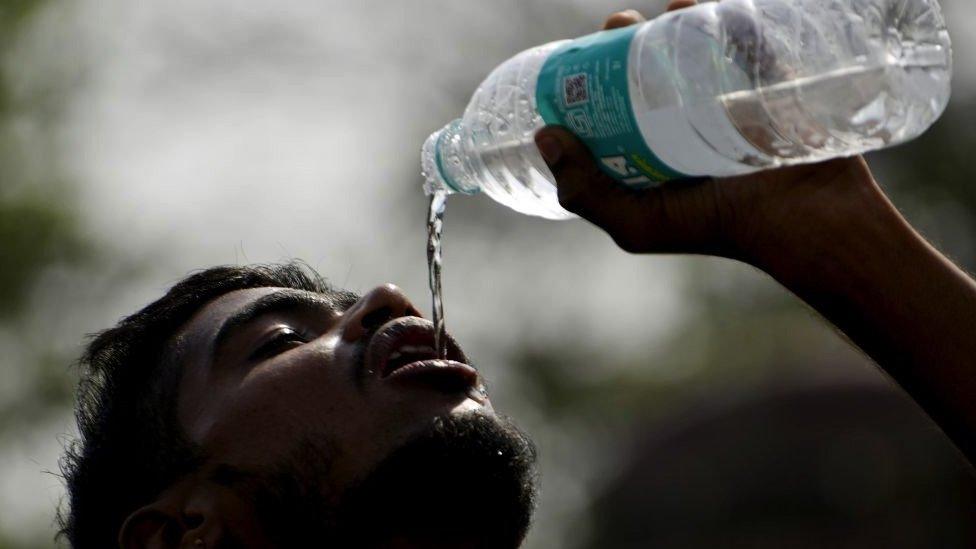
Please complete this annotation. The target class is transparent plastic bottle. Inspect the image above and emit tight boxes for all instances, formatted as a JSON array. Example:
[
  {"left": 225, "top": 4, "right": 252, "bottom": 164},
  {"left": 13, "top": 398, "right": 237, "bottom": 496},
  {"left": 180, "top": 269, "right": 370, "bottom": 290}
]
[{"left": 421, "top": 0, "right": 952, "bottom": 220}]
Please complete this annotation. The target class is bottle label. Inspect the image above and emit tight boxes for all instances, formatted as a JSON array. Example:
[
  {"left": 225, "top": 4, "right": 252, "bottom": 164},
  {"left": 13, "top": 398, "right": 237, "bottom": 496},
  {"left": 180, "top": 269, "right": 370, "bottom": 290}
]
[{"left": 536, "top": 25, "right": 688, "bottom": 187}]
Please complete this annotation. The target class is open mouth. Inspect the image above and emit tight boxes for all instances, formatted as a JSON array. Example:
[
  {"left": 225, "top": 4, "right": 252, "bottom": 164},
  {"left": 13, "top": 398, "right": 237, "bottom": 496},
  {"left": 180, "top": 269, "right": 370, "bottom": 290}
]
[
  {"left": 365, "top": 317, "right": 483, "bottom": 399},
  {"left": 383, "top": 344, "right": 442, "bottom": 377}
]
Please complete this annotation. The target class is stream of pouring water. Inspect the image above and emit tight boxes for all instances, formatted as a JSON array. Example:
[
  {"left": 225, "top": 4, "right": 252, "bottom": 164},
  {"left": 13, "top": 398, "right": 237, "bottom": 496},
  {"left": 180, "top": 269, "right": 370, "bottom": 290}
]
[{"left": 427, "top": 190, "right": 448, "bottom": 359}]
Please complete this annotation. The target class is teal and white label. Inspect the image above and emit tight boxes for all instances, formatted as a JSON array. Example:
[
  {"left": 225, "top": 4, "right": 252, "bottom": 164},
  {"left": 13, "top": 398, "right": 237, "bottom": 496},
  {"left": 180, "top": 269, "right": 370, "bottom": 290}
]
[{"left": 536, "top": 25, "right": 688, "bottom": 187}]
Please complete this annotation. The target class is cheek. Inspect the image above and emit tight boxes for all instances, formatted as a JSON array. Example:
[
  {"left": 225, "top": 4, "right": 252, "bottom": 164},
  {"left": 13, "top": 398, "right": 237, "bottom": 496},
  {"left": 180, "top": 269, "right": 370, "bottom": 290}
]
[{"left": 201, "top": 343, "right": 369, "bottom": 464}]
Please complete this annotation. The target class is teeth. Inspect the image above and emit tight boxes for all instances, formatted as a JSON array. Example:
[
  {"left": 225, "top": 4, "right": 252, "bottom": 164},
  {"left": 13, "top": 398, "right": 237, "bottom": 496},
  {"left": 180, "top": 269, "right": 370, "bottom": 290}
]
[
  {"left": 384, "top": 344, "right": 439, "bottom": 377},
  {"left": 398, "top": 345, "right": 435, "bottom": 355}
]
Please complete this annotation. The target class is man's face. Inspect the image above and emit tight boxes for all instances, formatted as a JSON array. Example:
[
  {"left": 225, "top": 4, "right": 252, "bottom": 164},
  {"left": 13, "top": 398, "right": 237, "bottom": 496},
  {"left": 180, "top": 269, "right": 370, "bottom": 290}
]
[{"left": 169, "top": 284, "right": 536, "bottom": 547}]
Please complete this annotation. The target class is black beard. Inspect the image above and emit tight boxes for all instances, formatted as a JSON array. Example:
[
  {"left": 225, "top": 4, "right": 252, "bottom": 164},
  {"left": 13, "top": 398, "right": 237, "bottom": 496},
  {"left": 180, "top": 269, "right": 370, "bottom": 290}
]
[{"left": 254, "top": 411, "right": 538, "bottom": 548}]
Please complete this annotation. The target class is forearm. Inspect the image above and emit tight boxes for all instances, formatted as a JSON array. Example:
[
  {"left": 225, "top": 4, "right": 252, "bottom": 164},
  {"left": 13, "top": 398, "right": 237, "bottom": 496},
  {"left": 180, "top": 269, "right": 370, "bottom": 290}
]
[{"left": 752, "top": 177, "right": 976, "bottom": 462}]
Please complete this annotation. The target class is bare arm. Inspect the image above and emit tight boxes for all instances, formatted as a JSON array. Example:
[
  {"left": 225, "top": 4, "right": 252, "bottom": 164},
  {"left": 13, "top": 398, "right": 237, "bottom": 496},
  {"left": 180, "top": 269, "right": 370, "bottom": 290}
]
[
  {"left": 538, "top": 3, "right": 976, "bottom": 464},
  {"left": 746, "top": 159, "right": 976, "bottom": 460}
]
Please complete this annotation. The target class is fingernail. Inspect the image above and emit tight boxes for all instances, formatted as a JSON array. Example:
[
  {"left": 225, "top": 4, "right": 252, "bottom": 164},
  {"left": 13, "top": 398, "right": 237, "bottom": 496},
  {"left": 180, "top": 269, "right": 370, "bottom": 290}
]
[
  {"left": 535, "top": 134, "right": 563, "bottom": 166},
  {"left": 625, "top": 9, "right": 644, "bottom": 20}
]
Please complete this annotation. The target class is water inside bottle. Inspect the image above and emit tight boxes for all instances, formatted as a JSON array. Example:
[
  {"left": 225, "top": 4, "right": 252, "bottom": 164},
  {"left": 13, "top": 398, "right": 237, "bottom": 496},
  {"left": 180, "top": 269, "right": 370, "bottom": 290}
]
[
  {"left": 718, "top": 64, "right": 888, "bottom": 161},
  {"left": 427, "top": 190, "right": 448, "bottom": 359},
  {"left": 717, "top": 49, "right": 948, "bottom": 164}
]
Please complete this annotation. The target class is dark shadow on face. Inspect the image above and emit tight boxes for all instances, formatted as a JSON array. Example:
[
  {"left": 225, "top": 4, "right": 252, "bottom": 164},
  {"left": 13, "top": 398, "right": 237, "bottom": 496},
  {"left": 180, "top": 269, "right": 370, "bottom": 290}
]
[
  {"left": 247, "top": 411, "right": 537, "bottom": 548},
  {"left": 169, "top": 284, "right": 538, "bottom": 547}
]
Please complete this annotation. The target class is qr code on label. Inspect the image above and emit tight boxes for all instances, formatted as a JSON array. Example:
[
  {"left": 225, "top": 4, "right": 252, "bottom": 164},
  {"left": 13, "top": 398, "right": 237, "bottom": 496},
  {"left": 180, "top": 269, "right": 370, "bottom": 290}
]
[{"left": 563, "top": 73, "right": 589, "bottom": 106}]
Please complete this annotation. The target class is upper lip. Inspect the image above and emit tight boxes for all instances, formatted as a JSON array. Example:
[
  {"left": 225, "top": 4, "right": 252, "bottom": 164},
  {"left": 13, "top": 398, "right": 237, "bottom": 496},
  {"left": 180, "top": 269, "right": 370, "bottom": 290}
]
[{"left": 364, "top": 316, "right": 472, "bottom": 380}]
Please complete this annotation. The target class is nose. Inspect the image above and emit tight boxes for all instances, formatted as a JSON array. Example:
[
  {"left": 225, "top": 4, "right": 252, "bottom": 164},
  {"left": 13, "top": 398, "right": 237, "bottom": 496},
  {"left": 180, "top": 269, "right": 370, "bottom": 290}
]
[{"left": 339, "top": 284, "right": 423, "bottom": 342}]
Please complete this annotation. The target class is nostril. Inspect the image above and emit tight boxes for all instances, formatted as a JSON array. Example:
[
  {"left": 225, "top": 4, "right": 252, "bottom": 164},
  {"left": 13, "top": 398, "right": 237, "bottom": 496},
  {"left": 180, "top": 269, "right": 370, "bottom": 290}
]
[
  {"left": 182, "top": 512, "right": 203, "bottom": 529},
  {"left": 361, "top": 306, "right": 394, "bottom": 331}
]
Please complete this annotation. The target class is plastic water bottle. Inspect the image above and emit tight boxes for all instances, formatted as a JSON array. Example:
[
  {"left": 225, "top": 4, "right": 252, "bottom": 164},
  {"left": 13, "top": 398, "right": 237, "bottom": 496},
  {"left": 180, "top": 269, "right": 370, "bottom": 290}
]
[{"left": 421, "top": 0, "right": 952, "bottom": 220}]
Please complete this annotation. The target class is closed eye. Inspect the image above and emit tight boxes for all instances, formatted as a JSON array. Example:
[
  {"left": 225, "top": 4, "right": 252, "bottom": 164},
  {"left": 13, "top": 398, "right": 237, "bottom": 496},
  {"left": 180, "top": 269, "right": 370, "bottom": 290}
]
[{"left": 250, "top": 327, "right": 311, "bottom": 361}]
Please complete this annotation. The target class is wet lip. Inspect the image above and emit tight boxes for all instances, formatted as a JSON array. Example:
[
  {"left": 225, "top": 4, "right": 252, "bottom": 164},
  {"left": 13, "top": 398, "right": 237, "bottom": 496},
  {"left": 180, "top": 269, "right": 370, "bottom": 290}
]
[{"left": 364, "top": 317, "right": 482, "bottom": 396}]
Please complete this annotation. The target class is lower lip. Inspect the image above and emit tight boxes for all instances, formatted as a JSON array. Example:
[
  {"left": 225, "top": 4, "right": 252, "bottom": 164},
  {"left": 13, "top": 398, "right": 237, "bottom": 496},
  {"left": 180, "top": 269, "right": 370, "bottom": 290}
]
[{"left": 385, "top": 359, "right": 486, "bottom": 403}]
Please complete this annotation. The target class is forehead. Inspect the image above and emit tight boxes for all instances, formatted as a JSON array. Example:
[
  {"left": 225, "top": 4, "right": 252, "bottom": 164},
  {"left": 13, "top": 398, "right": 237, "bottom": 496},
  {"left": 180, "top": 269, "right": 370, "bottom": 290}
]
[{"left": 179, "top": 287, "right": 285, "bottom": 344}]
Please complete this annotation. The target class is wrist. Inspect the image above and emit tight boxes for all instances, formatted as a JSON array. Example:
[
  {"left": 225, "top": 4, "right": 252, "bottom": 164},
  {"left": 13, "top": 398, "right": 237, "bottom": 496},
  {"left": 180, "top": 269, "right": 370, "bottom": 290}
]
[{"left": 728, "top": 158, "right": 905, "bottom": 280}]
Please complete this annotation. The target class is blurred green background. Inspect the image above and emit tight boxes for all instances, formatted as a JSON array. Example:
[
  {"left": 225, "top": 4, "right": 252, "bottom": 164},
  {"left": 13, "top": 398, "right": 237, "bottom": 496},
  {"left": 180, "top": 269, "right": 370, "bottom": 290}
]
[{"left": 1, "top": 0, "right": 974, "bottom": 547}]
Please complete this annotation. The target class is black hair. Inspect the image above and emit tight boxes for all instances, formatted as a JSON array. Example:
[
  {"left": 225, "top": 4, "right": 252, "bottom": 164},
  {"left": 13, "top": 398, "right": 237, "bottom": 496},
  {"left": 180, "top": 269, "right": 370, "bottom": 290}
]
[{"left": 58, "top": 262, "right": 355, "bottom": 548}]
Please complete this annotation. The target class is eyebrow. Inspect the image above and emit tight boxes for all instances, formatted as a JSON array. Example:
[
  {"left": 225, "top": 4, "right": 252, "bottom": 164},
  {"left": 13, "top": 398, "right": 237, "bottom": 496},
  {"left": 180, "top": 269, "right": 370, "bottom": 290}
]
[{"left": 210, "top": 289, "right": 340, "bottom": 362}]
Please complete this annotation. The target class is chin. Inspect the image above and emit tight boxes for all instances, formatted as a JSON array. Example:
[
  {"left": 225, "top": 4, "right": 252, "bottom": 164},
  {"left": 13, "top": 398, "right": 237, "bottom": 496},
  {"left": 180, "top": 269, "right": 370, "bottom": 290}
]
[
  {"left": 332, "top": 412, "right": 538, "bottom": 549},
  {"left": 254, "top": 412, "right": 537, "bottom": 549}
]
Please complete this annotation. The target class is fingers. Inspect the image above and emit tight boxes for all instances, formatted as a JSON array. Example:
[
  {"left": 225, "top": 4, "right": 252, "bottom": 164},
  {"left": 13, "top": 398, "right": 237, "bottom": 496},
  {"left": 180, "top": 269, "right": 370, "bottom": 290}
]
[
  {"left": 666, "top": 0, "right": 698, "bottom": 11},
  {"left": 535, "top": 126, "right": 614, "bottom": 217},
  {"left": 602, "top": 9, "right": 645, "bottom": 30},
  {"left": 535, "top": 126, "right": 654, "bottom": 251},
  {"left": 602, "top": 1, "right": 695, "bottom": 31}
]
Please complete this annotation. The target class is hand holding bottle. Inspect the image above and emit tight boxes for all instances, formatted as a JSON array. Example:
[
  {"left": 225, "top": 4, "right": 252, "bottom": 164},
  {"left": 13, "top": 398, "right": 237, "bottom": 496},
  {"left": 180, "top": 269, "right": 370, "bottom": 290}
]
[
  {"left": 541, "top": 2, "right": 976, "bottom": 469},
  {"left": 535, "top": 2, "right": 879, "bottom": 269}
]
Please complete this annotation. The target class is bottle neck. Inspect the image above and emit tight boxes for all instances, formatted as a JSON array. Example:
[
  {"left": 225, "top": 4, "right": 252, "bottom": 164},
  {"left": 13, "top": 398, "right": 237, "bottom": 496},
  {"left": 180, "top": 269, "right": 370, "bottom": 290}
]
[{"left": 426, "top": 119, "right": 480, "bottom": 195}]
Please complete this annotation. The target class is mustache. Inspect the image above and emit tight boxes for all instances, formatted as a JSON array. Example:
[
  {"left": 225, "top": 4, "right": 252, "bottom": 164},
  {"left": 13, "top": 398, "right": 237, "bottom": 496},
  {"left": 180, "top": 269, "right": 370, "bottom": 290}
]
[
  {"left": 351, "top": 323, "right": 380, "bottom": 389},
  {"left": 350, "top": 317, "right": 469, "bottom": 389}
]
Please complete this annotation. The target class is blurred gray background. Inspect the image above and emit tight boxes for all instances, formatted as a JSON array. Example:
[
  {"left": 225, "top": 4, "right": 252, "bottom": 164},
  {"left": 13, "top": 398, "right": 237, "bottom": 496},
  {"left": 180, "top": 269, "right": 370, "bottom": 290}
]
[{"left": 1, "top": 0, "right": 975, "bottom": 547}]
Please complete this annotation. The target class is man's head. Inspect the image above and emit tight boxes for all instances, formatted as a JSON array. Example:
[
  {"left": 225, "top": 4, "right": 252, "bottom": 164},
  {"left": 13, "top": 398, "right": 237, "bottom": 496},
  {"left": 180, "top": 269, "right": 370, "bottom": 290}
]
[{"left": 60, "top": 263, "right": 537, "bottom": 548}]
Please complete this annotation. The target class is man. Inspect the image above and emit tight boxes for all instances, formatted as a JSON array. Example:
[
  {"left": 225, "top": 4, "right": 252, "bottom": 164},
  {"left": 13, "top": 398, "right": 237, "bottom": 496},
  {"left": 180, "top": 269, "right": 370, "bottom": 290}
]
[
  {"left": 60, "top": 2, "right": 976, "bottom": 547},
  {"left": 61, "top": 264, "right": 537, "bottom": 548}
]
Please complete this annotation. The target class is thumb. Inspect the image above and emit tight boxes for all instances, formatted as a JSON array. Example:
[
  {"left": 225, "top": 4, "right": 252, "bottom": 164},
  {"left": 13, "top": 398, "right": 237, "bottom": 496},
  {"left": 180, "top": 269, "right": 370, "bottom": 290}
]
[{"left": 535, "top": 126, "right": 649, "bottom": 237}]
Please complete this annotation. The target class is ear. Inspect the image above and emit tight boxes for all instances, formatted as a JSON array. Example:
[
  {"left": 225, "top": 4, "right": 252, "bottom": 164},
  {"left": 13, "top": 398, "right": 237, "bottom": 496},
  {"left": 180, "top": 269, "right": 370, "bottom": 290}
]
[
  {"left": 119, "top": 505, "right": 182, "bottom": 549},
  {"left": 118, "top": 481, "right": 209, "bottom": 549},
  {"left": 119, "top": 479, "right": 249, "bottom": 549}
]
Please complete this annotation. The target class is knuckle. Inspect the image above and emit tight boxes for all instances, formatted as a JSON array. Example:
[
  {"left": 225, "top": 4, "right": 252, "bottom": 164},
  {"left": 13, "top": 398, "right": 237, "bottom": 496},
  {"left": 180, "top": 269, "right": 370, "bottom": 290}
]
[
  {"left": 553, "top": 175, "right": 591, "bottom": 213},
  {"left": 610, "top": 231, "right": 647, "bottom": 254},
  {"left": 557, "top": 191, "right": 587, "bottom": 216}
]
